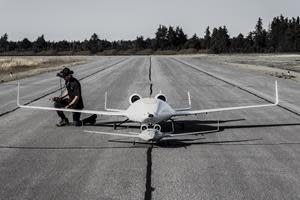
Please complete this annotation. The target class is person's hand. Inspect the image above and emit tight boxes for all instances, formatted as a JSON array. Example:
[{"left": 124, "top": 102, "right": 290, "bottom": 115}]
[
  {"left": 65, "top": 104, "right": 71, "bottom": 109},
  {"left": 51, "top": 97, "right": 61, "bottom": 102}
]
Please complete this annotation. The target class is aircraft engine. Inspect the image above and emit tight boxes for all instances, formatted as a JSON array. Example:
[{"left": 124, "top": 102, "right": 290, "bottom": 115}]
[
  {"left": 141, "top": 124, "right": 148, "bottom": 131},
  {"left": 129, "top": 93, "right": 141, "bottom": 104},
  {"left": 155, "top": 93, "right": 167, "bottom": 102},
  {"left": 154, "top": 124, "right": 161, "bottom": 131}
]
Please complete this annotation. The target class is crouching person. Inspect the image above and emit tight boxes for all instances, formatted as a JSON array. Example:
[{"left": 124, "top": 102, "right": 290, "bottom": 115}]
[{"left": 52, "top": 67, "right": 96, "bottom": 127}]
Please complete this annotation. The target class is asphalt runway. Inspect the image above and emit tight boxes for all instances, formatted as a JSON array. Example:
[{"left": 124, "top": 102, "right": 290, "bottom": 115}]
[{"left": 1, "top": 56, "right": 300, "bottom": 200}]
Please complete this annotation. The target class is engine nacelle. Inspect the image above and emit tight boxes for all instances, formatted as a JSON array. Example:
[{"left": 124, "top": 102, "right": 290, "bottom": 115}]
[
  {"left": 154, "top": 124, "right": 161, "bottom": 131},
  {"left": 140, "top": 124, "right": 161, "bottom": 132},
  {"left": 155, "top": 93, "right": 167, "bottom": 102},
  {"left": 141, "top": 124, "right": 148, "bottom": 131},
  {"left": 129, "top": 93, "right": 141, "bottom": 104}
]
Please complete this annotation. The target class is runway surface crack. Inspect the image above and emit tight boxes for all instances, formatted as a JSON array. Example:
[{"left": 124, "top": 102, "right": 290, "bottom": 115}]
[
  {"left": 144, "top": 146, "right": 154, "bottom": 200},
  {"left": 149, "top": 56, "right": 153, "bottom": 96},
  {"left": 144, "top": 56, "right": 154, "bottom": 200},
  {"left": 149, "top": 56, "right": 152, "bottom": 82}
]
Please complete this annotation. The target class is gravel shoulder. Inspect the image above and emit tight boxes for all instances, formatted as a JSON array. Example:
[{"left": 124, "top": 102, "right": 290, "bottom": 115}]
[
  {"left": 0, "top": 56, "right": 96, "bottom": 83},
  {"left": 190, "top": 54, "right": 300, "bottom": 82}
]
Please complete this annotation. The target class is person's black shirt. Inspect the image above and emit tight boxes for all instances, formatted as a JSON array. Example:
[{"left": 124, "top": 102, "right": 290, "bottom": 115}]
[{"left": 65, "top": 77, "right": 84, "bottom": 109}]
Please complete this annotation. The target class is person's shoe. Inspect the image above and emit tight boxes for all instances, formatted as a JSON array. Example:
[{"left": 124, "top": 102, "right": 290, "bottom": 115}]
[
  {"left": 56, "top": 118, "right": 69, "bottom": 127},
  {"left": 89, "top": 114, "right": 97, "bottom": 125},
  {"left": 74, "top": 121, "right": 82, "bottom": 127}
]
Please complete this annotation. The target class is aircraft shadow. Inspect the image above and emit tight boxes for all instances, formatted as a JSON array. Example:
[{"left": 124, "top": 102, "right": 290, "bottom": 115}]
[
  {"left": 108, "top": 137, "right": 300, "bottom": 148},
  {"left": 0, "top": 145, "right": 149, "bottom": 150},
  {"left": 163, "top": 120, "right": 300, "bottom": 135},
  {"left": 90, "top": 119, "right": 300, "bottom": 136},
  {"left": 3, "top": 120, "right": 299, "bottom": 150},
  {"left": 92, "top": 120, "right": 140, "bottom": 129},
  {"left": 83, "top": 119, "right": 300, "bottom": 148},
  {"left": 108, "top": 138, "right": 263, "bottom": 148},
  {"left": 90, "top": 118, "right": 246, "bottom": 131}
]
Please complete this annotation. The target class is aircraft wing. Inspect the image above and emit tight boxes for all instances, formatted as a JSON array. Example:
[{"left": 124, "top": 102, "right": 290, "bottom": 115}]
[
  {"left": 17, "top": 83, "right": 127, "bottom": 117},
  {"left": 84, "top": 130, "right": 141, "bottom": 138},
  {"left": 173, "top": 81, "right": 279, "bottom": 117}
]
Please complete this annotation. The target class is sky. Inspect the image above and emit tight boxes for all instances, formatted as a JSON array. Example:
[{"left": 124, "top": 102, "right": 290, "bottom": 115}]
[{"left": 0, "top": 0, "right": 299, "bottom": 41}]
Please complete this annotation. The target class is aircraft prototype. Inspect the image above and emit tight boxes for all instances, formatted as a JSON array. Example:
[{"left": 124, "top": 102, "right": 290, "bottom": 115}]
[{"left": 17, "top": 81, "right": 279, "bottom": 141}]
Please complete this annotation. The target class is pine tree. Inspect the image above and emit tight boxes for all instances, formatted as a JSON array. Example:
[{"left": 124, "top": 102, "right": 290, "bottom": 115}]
[
  {"left": 175, "top": 26, "right": 187, "bottom": 49},
  {"left": 33, "top": 35, "right": 47, "bottom": 52},
  {"left": 167, "top": 26, "right": 176, "bottom": 49},
  {"left": 0, "top": 33, "right": 9, "bottom": 52},
  {"left": 88, "top": 33, "right": 100, "bottom": 54},
  {"left": 135, "top": 36, "right": 146, "bottom": 49},
  {"left": 155, "top": 25, "right": 168, "bottom": 50},
  {"left": 230, "top": 34, "right": 245, "bottom": 52},
  {"left": 184, "top": 34, "right": 201, "bottom": 49},
  {"left": 254, "top": 17, "right": 267, "bottom": 52},
  {"left": 204, "top": 26, "right": 211, "bottom": 49},
  {"left": 296, "top": 17, "right": 300, "bottom": 51},
  {"left": 20, "top": 38, "right": 32, "bottom": 51},
  {"left": 210, "top": 26, "right": 230, "bottom": 53}
]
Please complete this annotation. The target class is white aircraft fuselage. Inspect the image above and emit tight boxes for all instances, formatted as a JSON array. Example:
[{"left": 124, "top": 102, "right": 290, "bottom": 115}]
[{"left": 126, "top": 98, "right": 174, "bottom": 124}]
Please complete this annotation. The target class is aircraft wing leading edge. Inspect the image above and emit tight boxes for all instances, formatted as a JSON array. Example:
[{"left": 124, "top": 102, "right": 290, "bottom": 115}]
[
  {"left": 17, "top": 82, "right": 127, "bottom": 117},
  {"left": 84, "top": 130, "right": 141, "bottom": 138}
]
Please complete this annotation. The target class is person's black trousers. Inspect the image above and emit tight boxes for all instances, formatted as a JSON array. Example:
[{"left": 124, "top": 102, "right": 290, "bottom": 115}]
[{"left": 54, "top": 99, "right": 81, "bottom": 122}]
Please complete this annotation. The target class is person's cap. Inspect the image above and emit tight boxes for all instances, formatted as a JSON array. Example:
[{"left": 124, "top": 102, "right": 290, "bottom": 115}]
[{"left": 56, "top": 67, "right": 73, "bottom": 78}]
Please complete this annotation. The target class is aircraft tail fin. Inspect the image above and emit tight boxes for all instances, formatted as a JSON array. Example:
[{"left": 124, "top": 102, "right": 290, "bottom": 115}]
[{"left": 174, "top": 91, "right": 191, "bottom": 111}]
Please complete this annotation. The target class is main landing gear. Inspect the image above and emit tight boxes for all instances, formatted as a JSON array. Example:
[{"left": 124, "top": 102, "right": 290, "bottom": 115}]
[{"left": 113, "top": 118, "right": 130, "bottom": 130}]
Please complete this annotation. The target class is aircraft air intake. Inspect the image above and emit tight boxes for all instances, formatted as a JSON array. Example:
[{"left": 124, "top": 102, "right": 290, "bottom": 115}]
[
  {"left": 141, "top": 124, "right": 148, "bottom": 131},
  {"left": 129, "top": 93, "right": 141, "bottom": 104},
  {"left": 155, "top": 93, "right": 167, "bottom": 102}
]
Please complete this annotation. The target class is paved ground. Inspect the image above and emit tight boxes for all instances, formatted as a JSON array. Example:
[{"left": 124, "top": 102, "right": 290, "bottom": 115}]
[{"left": 1, "top": 56, "right": 300, "bottom": 200}]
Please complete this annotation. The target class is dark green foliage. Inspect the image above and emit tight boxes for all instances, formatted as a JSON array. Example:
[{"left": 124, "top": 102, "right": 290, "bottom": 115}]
[
  {"left": 203, "top": 26, "right": 211, "bottom": 49},
  {"left": 0, "top": 33, "right": 9, "bottom": 52},
  {"left": 230, "top": 34, "right": 245, "bottom": 53},
  {"left": 210, "top": 26, "right": 230, "bottom": 53},
  {"left": 19, "top": 38, "right": 32, "bottom": 51},
  {"left": 33, "top": 35, "right": 47, "bottom": 52},
  {"left": 135, "top": 36, "right": 147, "bottom": 49},
  {"left": 184, "top": 34, "right": 201, "bottom": 49},
  {"left": 155, "top": 25, "right": 168, "bottom": 50},
  {"left": 154, "top": 25, "right": 187, "bottom": 50},
  {"left": 253, "top": 18, "right": 267, "bottom": 52},
  {"left": 88, "top": 33, "right": 100, "bottom": 54},
  {"left": 175, "top": 26, "right": 188, "bottom": 49},
  {"left": 0, "top": 15, "right": 299, "bottom": 55},
  {"left": 167, "top": 26, "right": 177, "bottom": 49}
]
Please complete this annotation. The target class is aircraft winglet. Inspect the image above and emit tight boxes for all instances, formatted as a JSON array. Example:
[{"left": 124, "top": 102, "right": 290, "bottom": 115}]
[
  {"left": 275, "top": 80, "right": 279, "bottom": 105},
  {"left": 188, "top": 91, "right": 191, "bottom": 108}
]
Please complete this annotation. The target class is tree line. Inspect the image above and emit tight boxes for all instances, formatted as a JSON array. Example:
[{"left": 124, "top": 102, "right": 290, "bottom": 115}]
[{"left": 0, "top": 15, "right": 299, "bottom": 55}]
